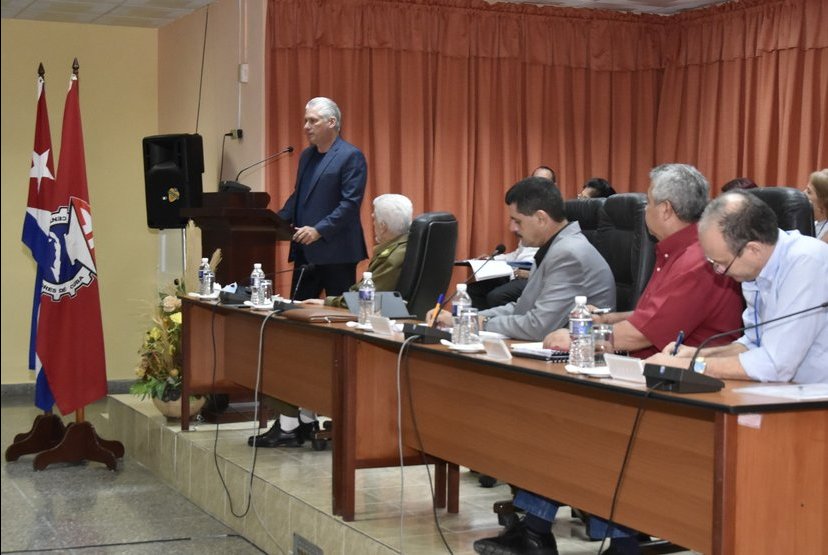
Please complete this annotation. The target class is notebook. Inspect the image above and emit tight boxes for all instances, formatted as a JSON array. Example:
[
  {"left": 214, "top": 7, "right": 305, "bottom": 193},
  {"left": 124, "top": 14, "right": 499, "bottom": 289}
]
[
  {"left": 604, "top": 353, "right": 647, "bottom": 384},
  {"left": 342, "top": 291, "right": 415, "bottom": 319}
]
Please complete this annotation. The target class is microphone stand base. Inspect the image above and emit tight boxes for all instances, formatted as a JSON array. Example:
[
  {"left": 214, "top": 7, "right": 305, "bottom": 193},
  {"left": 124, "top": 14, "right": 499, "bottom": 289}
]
[{"left": 402, "top": 323, "right": 451, "bottom": 344}]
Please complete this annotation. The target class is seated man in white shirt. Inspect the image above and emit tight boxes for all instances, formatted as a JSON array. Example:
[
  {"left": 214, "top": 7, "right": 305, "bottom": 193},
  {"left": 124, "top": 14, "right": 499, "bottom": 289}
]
[
  {"left": 648, "top": 190, "right": 828, "bottom": 382},
  {"left": 468, "top": 166, "right": 556, "bottom": 309}
]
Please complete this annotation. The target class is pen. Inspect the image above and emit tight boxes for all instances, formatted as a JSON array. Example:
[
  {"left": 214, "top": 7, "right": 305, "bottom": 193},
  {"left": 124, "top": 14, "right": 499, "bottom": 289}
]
[
  {"left": 671, "top": 330, "right": 685, "bottom": 355},
  {"left": 430, "top": 293, "right": 444, "bottom": 328}
]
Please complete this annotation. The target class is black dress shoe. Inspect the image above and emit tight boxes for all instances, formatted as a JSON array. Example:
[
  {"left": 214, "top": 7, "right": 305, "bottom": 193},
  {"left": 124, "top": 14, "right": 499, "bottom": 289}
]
[
  {"left": 473, "top": 519, "right": 558, "bottom": 555},
  {"left": 248, "top": 423, "right": 304, "bottom": 448}
]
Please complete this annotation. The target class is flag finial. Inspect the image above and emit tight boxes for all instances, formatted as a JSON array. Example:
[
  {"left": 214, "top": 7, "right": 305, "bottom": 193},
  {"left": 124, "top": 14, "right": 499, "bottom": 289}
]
[
  {"left": 38, "top": 63, "right": 45, "bottom": 77},
  {"left": 72, "top": 58, "right": 79, "bottom": 75}
]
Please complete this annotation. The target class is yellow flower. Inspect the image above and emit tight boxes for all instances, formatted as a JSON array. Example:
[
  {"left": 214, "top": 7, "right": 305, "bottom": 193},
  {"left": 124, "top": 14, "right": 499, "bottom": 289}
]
[
  {"left": 149, "top": 327, "right": 162, "bottom": 340},
  {"left": 169, "top": 312, "right": 182, "bottom": 325}
]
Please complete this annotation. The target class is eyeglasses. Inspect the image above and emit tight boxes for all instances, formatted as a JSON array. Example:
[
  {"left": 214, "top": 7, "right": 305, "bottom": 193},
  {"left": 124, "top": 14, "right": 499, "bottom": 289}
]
[{"left": 707, "top": 244, "right": 745, "bottom": 275}]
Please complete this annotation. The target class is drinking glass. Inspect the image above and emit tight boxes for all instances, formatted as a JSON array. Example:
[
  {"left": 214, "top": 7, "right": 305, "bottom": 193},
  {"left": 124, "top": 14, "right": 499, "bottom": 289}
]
[
  {"left": 593, "top": 324, "right": 614, "bottom": 365},
  {"left": 258, "top": 280, "right": 273, "bottom": 306},
  {"left": 457, "top": 307, "right": 480, "bottom": 345}
]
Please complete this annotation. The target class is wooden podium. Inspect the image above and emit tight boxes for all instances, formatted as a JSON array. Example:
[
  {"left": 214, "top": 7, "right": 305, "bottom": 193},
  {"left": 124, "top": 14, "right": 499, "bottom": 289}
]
[
  {"left": 182, "top": 191, "right": 293, "bottom": 286},
  {"left": 181, "top": 192, "right": 293, "bottom": 425}
]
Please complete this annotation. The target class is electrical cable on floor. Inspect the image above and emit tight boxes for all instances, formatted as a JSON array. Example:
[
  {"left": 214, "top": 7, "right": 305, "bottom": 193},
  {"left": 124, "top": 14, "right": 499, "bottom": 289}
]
[
  {"left": 395, "top": 336, "right": 455, "bottom": 554},
  {"left": 206, "top": 306, "right": 280, "bottom": 525},
  {"left": 596, "top": 383, "right": 663, "bottom": 554}
]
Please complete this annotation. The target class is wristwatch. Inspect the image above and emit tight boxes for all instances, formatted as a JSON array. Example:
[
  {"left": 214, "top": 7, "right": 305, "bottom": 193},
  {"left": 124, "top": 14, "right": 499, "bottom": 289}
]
[{"left": 693, "top": 357, "right": 707, "bottom": 374}]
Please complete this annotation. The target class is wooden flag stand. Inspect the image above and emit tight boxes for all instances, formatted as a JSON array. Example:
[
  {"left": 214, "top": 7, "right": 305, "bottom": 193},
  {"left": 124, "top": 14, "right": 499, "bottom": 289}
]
[{"left": 5, "top": 408, "right": 124, "bottom": 471}]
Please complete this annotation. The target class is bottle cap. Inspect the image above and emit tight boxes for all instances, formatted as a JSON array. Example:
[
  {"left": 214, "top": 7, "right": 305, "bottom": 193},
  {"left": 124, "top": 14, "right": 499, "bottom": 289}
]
[
  {"left": 457, "top": 283, "right": 467, "bottom": 292},
  {"left": 575, "top": 295, "right": 587, "bottom": 304},
  {"left": 254, "top": 263, "right": 262, "bottom": 269},
  {"left": 201, "top": 257, "right": 208, "bottom": 263},
  {"left": 363, "top": 272, "right": 373, "bottom": 279}
]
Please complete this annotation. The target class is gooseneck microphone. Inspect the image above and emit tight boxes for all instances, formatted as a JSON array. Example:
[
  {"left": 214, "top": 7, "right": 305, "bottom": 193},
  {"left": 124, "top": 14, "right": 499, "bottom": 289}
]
[
  {"left": 687, "top": 300, "right": 828, "bottom": 372},
  {"left": 290, "top": 263, "right": 316, "bottom": 303},
  {"left": 403, "top": 244, "right": 507, "bottom": 344},
  {"left": 437, "top": 243, "right": 507, "bottom": 309},
  {"left": 235, "top": 146, "right": 294, "bottom": 181},
  {"left": 645, "top": 300, "right": 828, "bottom": 393}
]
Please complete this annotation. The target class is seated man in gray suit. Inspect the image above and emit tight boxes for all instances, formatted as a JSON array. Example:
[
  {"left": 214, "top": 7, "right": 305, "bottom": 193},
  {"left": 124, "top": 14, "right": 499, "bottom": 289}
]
[{"left": 430, "top": 176, "right": 615, "bottom": 340}]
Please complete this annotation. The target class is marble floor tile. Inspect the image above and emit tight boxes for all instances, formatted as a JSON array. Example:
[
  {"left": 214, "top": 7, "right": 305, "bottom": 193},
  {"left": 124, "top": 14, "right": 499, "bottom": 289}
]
[{"left": 2, "top": 393, "right": 700, "bottom": 555}]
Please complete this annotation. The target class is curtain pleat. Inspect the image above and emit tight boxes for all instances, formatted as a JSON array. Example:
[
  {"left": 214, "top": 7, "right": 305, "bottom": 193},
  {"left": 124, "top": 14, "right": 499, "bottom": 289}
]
[{"left": 265, "top": 0, "right": 828, "bottom": 290}]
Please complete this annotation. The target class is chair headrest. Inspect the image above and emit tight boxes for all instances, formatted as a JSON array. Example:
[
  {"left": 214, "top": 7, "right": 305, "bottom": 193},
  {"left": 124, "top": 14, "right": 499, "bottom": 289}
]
[
  {"left": 564, "top": 198, "right": 606, "bottom": 231},
  {"left": 746, "top": 187, "right": 815, "bottom": 236}
]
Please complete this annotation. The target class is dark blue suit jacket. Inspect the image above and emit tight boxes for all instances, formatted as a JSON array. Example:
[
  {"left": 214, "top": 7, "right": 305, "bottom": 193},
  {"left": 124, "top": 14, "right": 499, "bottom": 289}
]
[{"left": 278, "top": 136, "right": 368, "bottom": 265}]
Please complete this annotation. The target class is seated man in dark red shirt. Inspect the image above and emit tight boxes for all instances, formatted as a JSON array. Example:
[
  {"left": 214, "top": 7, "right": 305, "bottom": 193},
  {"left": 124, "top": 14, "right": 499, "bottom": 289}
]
[
  {"left": 544, "top": 163, "right": 743, "bottom": 358},
  {"left": 474, "top": 164, "right": 744, "bottom": 555}
]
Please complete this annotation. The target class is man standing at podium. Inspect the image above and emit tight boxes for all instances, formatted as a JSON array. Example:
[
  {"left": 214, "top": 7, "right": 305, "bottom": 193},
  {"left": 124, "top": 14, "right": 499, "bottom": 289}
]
[{"left": 278, "top": 97, "right": 368, "bottom": 299}]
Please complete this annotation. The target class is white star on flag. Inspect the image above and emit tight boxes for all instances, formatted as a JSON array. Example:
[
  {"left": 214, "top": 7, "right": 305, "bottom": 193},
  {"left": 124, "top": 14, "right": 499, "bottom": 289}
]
[{"left": 30, "top": 149, "right": 54, "bottom": 190}]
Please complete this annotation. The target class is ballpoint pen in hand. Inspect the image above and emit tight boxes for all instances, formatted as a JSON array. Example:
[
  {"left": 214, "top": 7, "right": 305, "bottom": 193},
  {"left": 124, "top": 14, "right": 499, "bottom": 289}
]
[
  {"left": 671, "top": 330, "right": 685, "bottom": 355},
  {"left": 430, "top": 293, "right": 444, "bottom": 328}
]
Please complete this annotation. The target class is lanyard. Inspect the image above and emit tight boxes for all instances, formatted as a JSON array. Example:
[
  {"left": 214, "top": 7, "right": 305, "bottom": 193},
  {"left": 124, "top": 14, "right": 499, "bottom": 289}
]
[{"left": 753, "top": 289, "right": 762, "bottom": 347}]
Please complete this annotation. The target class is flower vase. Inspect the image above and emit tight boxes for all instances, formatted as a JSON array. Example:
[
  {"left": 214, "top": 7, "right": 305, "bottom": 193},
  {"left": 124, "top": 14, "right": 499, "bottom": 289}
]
[{"left": 152, "top": 396, "right": 206, "bottom": 420}]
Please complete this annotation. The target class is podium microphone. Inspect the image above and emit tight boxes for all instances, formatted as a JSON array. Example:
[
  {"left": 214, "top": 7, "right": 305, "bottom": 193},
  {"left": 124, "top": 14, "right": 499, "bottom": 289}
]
[
  {"left": 644, "top": 301, "right": 828, "bottom": 393},
  {"left": 219, "top": 146, "right": 294, "bottom": 191}
]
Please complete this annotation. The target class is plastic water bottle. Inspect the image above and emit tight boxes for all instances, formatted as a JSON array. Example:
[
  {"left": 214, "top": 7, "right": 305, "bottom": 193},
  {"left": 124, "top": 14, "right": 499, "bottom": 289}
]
[
  {"left": 198, "top": 258, "right": 209, "bottom": 288},
  {"left": 250, "top": 263, "right": 265, "bottom": 305},
  {"left": 358, "top": 271, "right": 376, "bottom": 325},
  {"left": 451, "top": 283, "right": 472, "bottom": 317},
  {"left": 198, "top": 258, "right": 213, "bottom": 295},
  {"left": 200, "top": 266, "right": 215, "bottom": 296},
  {"left": 569, "top": 295, "right": 595, "bottom": 368}
]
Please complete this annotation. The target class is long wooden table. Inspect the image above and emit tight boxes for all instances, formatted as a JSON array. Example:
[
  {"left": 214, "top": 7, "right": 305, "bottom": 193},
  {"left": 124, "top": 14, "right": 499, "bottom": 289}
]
[
  {"left": 180, "top": 298, "right": 454, "bottom": 521},
  {"left": 181, "top": 298, "right": 827, "bottom": 553}
]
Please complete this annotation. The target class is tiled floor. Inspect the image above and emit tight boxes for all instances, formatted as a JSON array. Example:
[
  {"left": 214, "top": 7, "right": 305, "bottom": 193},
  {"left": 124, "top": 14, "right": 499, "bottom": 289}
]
[{"left": 1, "top": 393, "right": 697, "bottom": 554}]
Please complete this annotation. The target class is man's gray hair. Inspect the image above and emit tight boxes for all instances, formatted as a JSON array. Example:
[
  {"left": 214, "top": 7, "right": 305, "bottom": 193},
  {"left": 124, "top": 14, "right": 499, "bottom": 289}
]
[
  {"left": 306, "top": 97, "right": 342, "bottom": 131},
  {"left": 373, "top": 194, "right": 413, "bottom": 236},
  {"left": 649, "top": 163, "right": 710, "bottom": 222}
]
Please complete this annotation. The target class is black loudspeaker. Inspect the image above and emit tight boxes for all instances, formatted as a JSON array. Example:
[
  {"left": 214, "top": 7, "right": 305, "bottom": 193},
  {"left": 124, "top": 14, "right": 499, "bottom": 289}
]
[{"left": 142, "top": 133, "right": 204, "bottom": 229}]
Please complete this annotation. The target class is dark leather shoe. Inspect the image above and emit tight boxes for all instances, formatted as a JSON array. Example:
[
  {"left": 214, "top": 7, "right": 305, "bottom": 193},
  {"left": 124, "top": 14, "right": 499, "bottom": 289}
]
[
  {"left": 248, "top": 423, "right": 304, "bottom": 448},
  {"left": 473, "top": 519, "right": 558, "bottom": 555}
]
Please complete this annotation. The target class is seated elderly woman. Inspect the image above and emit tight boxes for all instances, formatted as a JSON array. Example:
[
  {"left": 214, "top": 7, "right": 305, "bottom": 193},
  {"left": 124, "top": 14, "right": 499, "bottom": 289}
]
[
  {"left": 804, "top": 169, "right": 828, "bottom": 242},
  {"left": 303, "top": 193, "right": 413, "bottom": 307}
]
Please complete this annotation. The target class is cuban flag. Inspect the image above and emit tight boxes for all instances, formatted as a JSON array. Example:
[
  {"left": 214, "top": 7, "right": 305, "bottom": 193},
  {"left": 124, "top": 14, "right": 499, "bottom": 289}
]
[
  {"left": 22, "top": 71, "right": 57, "bottom": 411},
  {"left": 22, "top": 67, "right": 107, "bottom": 415}
]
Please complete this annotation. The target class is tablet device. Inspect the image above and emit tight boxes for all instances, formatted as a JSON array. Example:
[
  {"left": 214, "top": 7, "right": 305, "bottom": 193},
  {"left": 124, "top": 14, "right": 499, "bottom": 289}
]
[
  {"left": 343, "top": 291, "right": 415, "bottom": 319},
  {"left": 510, "top": 342, "right": 569, "bottom": 362}
]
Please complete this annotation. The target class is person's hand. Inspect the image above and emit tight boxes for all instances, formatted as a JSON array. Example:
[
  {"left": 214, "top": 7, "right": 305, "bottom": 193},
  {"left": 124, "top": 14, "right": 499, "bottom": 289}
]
[
  {"left": 645, "top": 352, "right": 692, "bottom": 370},
  {"left": 661, "top": 342, "right": 695, "bottom": 357},
  {"left": 426, "top": 308, "right": 452, "bottom": 328},
  {"left": 543, "top": 329, "right": 571, "bottom": 350},
  {"left": 514, "top": 268, "right": 530, "bottom": 280},
  {"left": 301, "top": 298, "right": 324, "bottom": 306},
  {"left": 292, "top": 226, "right": 321, "bottom": 245}
]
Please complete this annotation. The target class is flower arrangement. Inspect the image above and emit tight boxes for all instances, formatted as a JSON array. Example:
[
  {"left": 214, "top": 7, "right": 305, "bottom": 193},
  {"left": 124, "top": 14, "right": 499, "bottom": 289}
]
[{"left": 130, "top": 288, "right": 185, "bottom": 402}]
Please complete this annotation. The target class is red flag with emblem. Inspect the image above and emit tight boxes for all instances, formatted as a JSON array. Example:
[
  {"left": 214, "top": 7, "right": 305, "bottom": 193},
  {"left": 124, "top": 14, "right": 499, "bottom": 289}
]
[{"left": 35, "top": 68, "right": 107, "bottom": 414}]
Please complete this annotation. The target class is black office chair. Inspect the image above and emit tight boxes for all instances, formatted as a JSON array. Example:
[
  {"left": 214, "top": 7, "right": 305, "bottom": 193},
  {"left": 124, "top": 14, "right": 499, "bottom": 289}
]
[
  {"left": 746, "top": 187, "right": 815, "bottom": 236},
  {"left": 564, "top": 198, "right": 607, "bottom": 247},
  {"left": 593, "top": 193, "right": 657, "bottom": 312},
  {"left": 396, "top": 212, "right": 458, "bottom": 320}
]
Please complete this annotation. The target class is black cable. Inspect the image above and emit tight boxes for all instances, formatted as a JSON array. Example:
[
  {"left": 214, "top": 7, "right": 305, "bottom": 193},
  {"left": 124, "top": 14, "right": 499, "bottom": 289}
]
[
  {"left": 596, "top": 382, "right": 664, "bottom": 554},
  {"left": 397, "top": 337, "right": 455, "bottom": 554},
  {"left": 194, "top": 5, "right": 209, "bottom": 133},
  {"left": 218, "top": 133, "right": 228, "bottom": 183}
]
